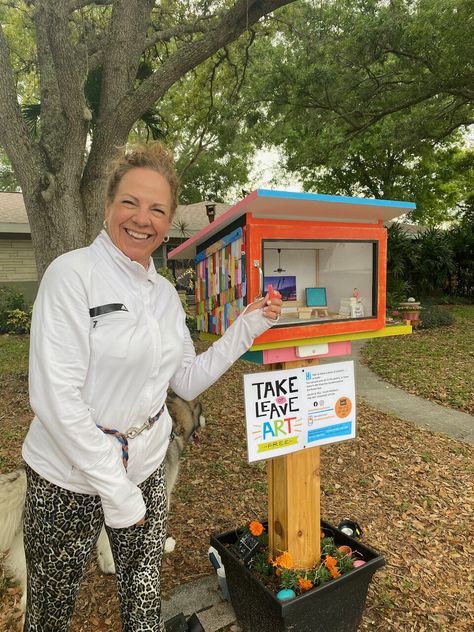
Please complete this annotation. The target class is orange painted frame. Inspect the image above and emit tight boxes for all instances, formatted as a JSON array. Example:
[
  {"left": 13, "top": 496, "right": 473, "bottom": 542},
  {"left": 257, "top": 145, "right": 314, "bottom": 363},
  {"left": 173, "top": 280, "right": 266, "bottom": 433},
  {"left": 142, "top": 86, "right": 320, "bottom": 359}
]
[{"left": 245, "top": 215, "right": 388, "bottom": 345}]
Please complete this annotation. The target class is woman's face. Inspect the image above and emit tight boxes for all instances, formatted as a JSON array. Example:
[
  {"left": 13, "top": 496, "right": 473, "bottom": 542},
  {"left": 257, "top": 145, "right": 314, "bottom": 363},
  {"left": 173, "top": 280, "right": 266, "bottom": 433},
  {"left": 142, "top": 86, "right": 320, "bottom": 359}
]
[{"left": 105, "top": 167, "right": 172, "bottom": 268}]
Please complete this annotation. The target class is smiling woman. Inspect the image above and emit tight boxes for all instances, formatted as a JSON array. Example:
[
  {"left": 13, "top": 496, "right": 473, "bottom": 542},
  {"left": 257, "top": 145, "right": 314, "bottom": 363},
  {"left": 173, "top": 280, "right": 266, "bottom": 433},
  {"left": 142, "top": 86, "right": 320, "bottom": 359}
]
[
  {"left": 105, "top": 168, "right": 173, "bottom": 268},
  {"left": 20, "top": 141, "right": 282, "bottom": 632}
]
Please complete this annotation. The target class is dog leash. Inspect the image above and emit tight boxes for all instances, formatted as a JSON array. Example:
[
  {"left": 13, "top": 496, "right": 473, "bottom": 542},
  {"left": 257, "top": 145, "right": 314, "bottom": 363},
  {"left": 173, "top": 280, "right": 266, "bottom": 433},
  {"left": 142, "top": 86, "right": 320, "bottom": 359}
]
[{"left": 96, "top": 404, "right": 165, "bottom": 469}]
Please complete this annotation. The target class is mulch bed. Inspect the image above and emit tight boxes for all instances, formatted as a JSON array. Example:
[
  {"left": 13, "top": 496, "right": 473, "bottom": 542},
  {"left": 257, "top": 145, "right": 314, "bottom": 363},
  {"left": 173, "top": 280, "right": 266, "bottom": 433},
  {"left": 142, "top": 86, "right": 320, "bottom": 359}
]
[{"left": 1, "top": 341, "right": 473, "bottom": 631}]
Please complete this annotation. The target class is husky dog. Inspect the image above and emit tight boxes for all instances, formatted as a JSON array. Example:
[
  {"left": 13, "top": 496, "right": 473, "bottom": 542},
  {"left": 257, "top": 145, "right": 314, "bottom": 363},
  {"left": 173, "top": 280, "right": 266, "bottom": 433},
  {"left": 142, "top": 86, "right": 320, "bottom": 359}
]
[{"left": 0, "top": 393, "right": 205, "bottom": 613}]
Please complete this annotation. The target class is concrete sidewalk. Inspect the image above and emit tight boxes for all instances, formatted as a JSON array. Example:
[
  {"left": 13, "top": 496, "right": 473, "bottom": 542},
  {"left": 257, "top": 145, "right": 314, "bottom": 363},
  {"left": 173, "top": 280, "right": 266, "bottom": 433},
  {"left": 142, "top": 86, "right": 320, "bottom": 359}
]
[
  {"left": 163, "top": 341, "right": 474, "bottom": 631},
  {"left": 162, "top": 574, "right": 237, "bottom": 632},
  {"left": 343, "top": 340, "right": 474, "bottom": 445}
]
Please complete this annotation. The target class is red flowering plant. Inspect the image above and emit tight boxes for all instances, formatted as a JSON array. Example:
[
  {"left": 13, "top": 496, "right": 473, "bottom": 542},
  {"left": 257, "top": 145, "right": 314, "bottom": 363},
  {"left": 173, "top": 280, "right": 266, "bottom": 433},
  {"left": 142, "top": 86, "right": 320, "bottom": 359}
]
[
  {"left": 244, "top": 522, "right": 355, "bottom": 596},
  {"left": 386, "top": 308, "right": 404, "bottom": 324}
]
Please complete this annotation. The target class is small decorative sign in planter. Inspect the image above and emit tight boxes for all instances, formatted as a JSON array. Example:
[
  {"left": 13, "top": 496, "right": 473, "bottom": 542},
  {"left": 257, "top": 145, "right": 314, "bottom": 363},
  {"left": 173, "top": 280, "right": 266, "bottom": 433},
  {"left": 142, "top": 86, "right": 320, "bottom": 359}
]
[{"left": 211, "top": 520, "right": 385, "bottom": 632}]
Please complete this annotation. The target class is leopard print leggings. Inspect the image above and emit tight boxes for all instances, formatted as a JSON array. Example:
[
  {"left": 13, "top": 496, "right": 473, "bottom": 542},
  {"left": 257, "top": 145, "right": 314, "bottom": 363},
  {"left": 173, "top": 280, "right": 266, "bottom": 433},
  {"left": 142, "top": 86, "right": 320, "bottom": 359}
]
[{"left": 23, "top": 463, "right": 168, "bottom": 632}]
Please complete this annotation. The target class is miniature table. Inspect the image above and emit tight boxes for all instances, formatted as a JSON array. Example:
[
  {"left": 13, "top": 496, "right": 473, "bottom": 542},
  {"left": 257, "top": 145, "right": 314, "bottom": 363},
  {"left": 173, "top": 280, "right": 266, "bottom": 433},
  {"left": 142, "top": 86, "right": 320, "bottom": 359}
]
[{"left": 297, "top": 306, "right": 329, "bottom": 320}]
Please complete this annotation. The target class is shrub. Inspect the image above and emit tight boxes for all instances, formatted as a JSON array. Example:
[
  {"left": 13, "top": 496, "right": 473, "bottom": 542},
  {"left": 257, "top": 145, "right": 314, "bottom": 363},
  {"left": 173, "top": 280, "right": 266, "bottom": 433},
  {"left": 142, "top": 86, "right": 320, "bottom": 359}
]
[
  {"left": 0, "top": 286, "right": 27, "bottom": 333},
  {"left": 386, "top": 280, "right": 412, "bottom": 310},
  {"left": 446, "top": 220, "right": 474, "bottom": 299},
  {"left": 420, "top": 306, "right": 455, "bottom": 329},
  {"left": 434, "top": 295, "right": 472, "bottom": 305},
  {"left": 156, "top": 266, "right": 175, "bottom": 285},
  {"left": 412, "top": 229, "right": 455, "bottom": 297},
  {"left": 6, "top": 307, "right": 32, "bottom": 334}
]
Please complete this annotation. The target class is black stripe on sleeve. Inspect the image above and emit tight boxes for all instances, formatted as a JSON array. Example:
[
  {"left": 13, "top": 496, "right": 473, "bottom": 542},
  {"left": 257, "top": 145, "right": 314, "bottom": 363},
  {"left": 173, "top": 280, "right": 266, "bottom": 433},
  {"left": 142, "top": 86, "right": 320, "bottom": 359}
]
[{"left": 89, "top": 303, "right": 128, "bottom": 317}]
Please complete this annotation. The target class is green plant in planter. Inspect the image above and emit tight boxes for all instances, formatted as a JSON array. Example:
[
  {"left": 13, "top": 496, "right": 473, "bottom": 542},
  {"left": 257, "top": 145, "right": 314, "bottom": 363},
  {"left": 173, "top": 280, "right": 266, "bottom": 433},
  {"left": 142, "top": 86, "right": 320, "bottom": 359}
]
[{"left": 246, "top": 522, "right": 358, "bottom": 596}]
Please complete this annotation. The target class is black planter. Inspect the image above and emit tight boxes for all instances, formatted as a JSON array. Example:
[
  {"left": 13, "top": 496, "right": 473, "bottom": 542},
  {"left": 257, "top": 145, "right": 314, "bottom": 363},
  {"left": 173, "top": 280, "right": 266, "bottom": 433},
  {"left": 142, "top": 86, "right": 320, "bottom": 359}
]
[{"left": 210, "top": 520, "right": 385, "bottom": 632}]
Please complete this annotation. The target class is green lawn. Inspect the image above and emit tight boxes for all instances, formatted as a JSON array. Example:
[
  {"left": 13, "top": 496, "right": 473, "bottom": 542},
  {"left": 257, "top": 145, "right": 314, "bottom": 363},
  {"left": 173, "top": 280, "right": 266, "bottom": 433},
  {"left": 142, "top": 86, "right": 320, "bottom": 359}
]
[
  {"left": 361, "top": 305, "right": 474, "bottom": 414},
  {"left": 0, "top": 334, "right": 29, "bottom": 375}
]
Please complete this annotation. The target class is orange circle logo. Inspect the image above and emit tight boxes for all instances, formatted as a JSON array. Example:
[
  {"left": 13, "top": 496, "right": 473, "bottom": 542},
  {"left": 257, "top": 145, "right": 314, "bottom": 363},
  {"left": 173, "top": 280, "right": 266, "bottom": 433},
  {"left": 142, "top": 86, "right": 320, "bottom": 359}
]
[{"left": 335, "top": 397, "right": 352, "bottom": 418}]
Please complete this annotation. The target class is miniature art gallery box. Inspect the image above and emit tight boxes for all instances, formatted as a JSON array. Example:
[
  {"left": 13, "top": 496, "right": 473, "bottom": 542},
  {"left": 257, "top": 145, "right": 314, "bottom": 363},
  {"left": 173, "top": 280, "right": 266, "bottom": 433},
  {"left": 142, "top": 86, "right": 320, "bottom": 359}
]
[{"left": 168, "top": 190, "right": 415, "bottom": 348}]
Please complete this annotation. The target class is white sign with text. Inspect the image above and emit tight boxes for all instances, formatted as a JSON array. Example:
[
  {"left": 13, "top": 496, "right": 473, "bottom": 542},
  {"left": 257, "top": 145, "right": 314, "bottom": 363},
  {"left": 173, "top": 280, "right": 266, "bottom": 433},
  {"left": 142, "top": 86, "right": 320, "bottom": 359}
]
[{"left": 244, "top": 361, "right": 356, "bottom": 462}]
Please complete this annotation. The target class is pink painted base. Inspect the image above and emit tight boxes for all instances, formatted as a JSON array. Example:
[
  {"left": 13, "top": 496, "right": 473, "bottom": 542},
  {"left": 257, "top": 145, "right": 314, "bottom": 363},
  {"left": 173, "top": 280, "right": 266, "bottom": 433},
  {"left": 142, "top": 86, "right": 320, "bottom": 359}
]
[{"left": 263, "top": 341, "right": 352, "bottom": 364}]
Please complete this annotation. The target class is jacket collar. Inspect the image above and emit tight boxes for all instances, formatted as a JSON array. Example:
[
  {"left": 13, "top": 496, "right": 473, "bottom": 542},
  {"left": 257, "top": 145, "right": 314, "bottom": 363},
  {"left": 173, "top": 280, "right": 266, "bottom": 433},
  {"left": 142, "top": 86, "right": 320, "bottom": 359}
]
[{"left": 92, "top": 230, "right": 160, "bottom": 285}]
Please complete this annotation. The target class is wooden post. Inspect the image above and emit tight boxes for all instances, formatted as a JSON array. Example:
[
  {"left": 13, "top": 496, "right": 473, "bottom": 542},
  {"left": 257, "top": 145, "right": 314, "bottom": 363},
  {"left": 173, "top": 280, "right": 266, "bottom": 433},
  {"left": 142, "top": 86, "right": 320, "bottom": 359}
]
[{"left": 268, "top": 359, "right": 321, "bottom": 568}]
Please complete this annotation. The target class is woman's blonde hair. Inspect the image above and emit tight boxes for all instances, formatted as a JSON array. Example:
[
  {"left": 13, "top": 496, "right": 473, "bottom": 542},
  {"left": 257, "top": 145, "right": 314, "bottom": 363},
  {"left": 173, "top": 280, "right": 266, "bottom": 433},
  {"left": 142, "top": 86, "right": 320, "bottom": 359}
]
[{"left": 105, "top": 142, "right": 180, "bottom": 215}]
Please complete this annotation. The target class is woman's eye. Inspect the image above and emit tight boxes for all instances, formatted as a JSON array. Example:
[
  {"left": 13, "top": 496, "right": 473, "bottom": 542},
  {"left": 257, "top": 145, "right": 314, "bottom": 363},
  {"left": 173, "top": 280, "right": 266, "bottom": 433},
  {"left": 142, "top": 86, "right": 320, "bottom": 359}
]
[
  {"left": 151, "top": 208, "right": 166, "bottom": 215},
  {"left": 122, "top": 199, "right": 136, "bottom": 206}
]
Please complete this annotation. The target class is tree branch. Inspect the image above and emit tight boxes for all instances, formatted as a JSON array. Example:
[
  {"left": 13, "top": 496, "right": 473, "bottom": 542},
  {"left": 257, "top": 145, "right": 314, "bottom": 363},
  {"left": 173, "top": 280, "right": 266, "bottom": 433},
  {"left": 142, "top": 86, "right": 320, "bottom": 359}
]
[
  {"left": 177, "top": 130, "right": 214, "bottom": 182},
  {"left": 96, "top": 0, "right": 154, "bottom": 121},
  {"left": 78, "top": 17, "right": 109, "bottom": 73},
  {"left": 120, "top": 0, "right": 295, "bottom": 129},
  {"left": 0, "top": 22, "right": 43, "bottom": 190},
  {"left": 144, "top": 18, "right": 212, "bottom": 49},
  {"left": 32, "top": 5, "right": 67, "bottom": 171},
  {"left": 39, "top": 1, "right": 88, "bottom": 123},
  {"left": 382, "top": 47, "right": 435, "bottom": 74}
]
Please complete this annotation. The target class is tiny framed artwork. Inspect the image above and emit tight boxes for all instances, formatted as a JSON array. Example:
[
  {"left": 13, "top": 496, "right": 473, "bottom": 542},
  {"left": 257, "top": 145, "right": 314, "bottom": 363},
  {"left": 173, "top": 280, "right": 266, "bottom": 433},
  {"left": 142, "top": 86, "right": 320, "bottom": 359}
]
[{"left": 264, "top": 275, "right": 297, "bottom": 302}]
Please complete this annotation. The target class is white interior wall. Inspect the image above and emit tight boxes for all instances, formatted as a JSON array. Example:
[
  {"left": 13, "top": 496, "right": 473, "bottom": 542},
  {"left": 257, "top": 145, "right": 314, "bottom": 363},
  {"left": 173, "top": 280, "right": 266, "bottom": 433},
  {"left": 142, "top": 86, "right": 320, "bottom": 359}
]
[
  {"left": 263, "top": 246, "right": 317, "bottom": 301},
  {"left": 319, "top": 243, "right": 373, "bottom": 313}
]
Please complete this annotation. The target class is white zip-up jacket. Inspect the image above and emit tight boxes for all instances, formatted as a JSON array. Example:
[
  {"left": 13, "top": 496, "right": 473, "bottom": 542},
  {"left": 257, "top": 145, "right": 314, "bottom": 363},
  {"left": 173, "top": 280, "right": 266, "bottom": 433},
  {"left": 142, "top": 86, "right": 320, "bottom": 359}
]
[{"left": 23, "top": 231, "right": 273, "bottom": 528}]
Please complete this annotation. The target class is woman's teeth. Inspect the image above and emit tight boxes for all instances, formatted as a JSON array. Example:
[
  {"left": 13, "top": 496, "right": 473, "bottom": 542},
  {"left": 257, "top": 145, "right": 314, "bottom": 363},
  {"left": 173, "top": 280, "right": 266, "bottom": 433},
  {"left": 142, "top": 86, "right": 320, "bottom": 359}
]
[{"left": 126, "top": 229, "right": 149, "bottom": 240}]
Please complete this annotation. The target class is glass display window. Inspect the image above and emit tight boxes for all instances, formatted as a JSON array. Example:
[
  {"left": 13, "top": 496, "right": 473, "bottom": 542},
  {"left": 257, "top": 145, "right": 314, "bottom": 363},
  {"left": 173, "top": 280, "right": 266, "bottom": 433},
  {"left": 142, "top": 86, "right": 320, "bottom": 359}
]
[{"left": 262, "top": 239, "right": 377, "bottom": 327}]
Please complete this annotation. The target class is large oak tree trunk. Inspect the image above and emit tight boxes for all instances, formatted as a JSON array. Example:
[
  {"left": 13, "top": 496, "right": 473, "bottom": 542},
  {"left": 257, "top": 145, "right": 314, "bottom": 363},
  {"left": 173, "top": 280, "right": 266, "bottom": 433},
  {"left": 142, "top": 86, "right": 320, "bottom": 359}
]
[
  {"left": 0, "top": 0, "right": 296, "bottom": 280},
  {"left": 24, "top": 188, "right": 88, "bottom": 278}
]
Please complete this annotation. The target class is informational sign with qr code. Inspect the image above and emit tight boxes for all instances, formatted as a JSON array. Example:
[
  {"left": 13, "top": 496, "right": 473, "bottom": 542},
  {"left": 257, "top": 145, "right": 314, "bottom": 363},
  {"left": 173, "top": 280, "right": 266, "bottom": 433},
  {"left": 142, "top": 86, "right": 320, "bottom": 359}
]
[{"left": 244, "top": 361, "right": 356, "bottom": 462}]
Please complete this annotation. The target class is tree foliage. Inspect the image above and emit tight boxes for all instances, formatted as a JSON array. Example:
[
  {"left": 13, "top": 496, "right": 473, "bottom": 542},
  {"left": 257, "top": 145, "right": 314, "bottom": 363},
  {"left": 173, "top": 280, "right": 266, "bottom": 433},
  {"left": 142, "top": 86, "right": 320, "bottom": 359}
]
[
  {"left": 386, "top": 219, "right": 474, "bottom": 301},
  {"left": 0, "top": 0, "right": 295, "bottom": 277},
  {"left": 249, "top": 0, "right": 474, "bottom": 223}
]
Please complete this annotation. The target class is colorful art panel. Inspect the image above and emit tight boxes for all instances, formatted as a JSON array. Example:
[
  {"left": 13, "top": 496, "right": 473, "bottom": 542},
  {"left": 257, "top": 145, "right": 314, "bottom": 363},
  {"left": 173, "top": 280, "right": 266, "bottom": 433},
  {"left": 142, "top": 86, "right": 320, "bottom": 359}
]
[{"left": 195, "top": 228, "right": 247, "bottom": 335}]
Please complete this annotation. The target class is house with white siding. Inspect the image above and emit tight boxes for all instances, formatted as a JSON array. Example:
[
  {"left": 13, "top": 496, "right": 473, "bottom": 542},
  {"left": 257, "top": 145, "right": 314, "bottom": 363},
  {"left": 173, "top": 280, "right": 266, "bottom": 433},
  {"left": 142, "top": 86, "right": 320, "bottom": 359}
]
[{"left": 0, "top": 191, "right": 229, "bottom": 301}]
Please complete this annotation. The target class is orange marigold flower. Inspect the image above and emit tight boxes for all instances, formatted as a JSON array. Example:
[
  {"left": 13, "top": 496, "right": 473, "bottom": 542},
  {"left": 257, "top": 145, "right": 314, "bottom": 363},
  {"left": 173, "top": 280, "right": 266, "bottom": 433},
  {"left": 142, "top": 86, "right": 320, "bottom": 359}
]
[
  {"left": 328, "top": 566, "right": 341, "bottom": 579},
  {"left": 297, "top": 576, "right": 313, "bottom": 591},
  {"left": 324, "top": 555, "right": 337, "bottom": 570},
  {"left": 273, "top": 551, "right": 294, "bottom": 569},
  {"left": 249, "top": 521, "right": 264, "bottom": 537},
  {"left": 324, "top": 555, "right": 341, "bottom": 579}
]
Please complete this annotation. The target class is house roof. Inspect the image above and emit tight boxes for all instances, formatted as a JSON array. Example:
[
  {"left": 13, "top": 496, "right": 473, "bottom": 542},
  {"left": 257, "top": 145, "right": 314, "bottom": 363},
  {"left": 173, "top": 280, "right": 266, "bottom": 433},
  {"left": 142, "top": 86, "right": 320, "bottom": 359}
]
[
  {"left": 169, "top": 202, "right": 230, "bottom": 237},
  {"left": 0, "top": 191, "right": 230, "bottom": 237},
  {"left": 385, "top": 220, "right": 428, "bottom": 236},
  {"left": 0, "top": 192, "right": 30, "bottom": 233}
]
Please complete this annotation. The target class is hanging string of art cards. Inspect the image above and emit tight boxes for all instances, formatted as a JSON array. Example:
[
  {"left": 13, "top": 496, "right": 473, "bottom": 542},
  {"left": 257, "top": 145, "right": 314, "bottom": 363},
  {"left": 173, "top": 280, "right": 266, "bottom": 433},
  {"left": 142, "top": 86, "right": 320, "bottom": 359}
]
[{"left": 195, "top": 228, "right": 246, "bottom": 335}]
